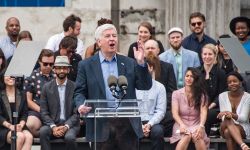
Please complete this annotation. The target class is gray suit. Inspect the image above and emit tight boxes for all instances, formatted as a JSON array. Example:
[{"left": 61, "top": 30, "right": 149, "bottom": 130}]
[
  {"left": 40, "top": 79, "right": 80, "bottom": 150},
  {"left": 74, "top": 53, "right": 152, "bottom": 142},
  {"left": 159, "top": 47, "right": 200, "bottom": 83}
]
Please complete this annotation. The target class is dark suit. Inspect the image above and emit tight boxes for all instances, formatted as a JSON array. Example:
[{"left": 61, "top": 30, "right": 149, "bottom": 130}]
[
  {"left": 40, "top": 79, "right": 80, "bottom": 150},
  {"left": 158, "top": 61, "right": 177, "bottom": 108},
  {"left": 74, "top": 53, "right": 152, "bottom": 144},
  {"left": 158, "top": 61, "right": 177, "bottom": 137},
  {"left": 0, "top": 90, "right": 28, "bottom": 148}
]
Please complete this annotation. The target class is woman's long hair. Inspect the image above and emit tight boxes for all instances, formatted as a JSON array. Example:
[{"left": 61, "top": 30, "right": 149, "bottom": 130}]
[
  {"left": 186, "top": 67, "right": 208, "bottom": 110},
  {"left": 0, "top": 48, "right": 6, "bottom": 72}
]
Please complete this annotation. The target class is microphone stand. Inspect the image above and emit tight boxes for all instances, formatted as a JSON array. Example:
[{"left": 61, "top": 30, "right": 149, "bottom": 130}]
[{"left": 11, "top": 76, "right": 24, "bottom": 150}]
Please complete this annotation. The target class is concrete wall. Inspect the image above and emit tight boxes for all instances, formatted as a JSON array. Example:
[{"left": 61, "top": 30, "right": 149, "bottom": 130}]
[
  {"left": 119, "top": 0, "right": 166, "bottom": 54},
  {"left": 0, "top": 0, "right": 243, "bottom": 56},
  {"left": 0, "top": 0, "right": 111, "bottom": 56}
]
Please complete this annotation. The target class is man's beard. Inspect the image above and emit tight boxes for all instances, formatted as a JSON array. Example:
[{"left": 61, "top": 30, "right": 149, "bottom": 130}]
[
  {"left": 194, "top": 28, "right": 204, "bottom": 35},
  {"left": 170, "top": 43, "right": 181, "bottom": 50},
  {"left": 56, "top": 73, "right": 67, "bottom": 80}
]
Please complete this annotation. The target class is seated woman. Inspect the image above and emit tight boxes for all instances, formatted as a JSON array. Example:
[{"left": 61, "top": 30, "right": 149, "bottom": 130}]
[
  {"left": 170, "top": 67, "right": 209, "bottom": 150},
  {"left": 198, "top": 43, "right": 227, "bottom": 136},
  {"left": 218, "top": 72, "right": 250, "bottom": 150},
  {"left": 0, "top": 75, "right": 33, "bottom": 150},
  {"left": 136, "top": 52, "right": 166, "bottom": 150},
  {"left": 216, "top": 34, "right": 237, "bottom": 75}
]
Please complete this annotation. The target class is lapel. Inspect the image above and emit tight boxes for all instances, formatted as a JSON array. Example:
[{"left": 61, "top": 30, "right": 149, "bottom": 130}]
[
  {"left": 1, "top": 91, "right": 12, "bottom": 123},
  {"left": 182, "top": 50, "right": 188, "bottom": 79},
  {"left": 52, "top": 80, "right": 61, "bottom": 117},
  {"left": 90, "top": 54, "right": 106, "bottom": 97},
  {"left": 1, "top": 90, "right": 21, "bottom": 123},
  {"left": 64, "top": 81, "right": 71, "bottom": 118},
  {"left": 117, "top": 54, "right": 126, "bottom": 76}
]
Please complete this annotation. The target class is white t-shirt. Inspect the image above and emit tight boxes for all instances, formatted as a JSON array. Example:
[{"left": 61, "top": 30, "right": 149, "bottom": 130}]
[{"left": 45, "top": 32, "right": 84, "bottom": 55}]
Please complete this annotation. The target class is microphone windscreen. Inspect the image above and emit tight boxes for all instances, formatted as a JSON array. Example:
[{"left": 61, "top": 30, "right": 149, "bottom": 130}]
[
  {"left": 107, "top": 75, "right": 117, "bottom": 87},
  {"left": 118, "top": 75, "right": 128, "bottom": 87}
]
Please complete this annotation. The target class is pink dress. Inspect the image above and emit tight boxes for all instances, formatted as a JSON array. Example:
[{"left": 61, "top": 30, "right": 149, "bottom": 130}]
[{"left": 170, "top": 88, "right": 210, "bottom": 148}]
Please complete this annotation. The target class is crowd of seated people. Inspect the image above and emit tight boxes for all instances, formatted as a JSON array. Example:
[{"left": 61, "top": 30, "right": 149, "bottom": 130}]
[{"left": 0, "top": 11, "right": 249, "bottom": 150}]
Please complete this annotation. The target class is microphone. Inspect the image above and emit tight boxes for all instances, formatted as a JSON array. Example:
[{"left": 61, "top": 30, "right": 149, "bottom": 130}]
[
  {"left": 107, "top": 75, "right": 118, "bottom": 97},
  {"left": 118, "top": 75, "right": 128, "bottom": 96}
]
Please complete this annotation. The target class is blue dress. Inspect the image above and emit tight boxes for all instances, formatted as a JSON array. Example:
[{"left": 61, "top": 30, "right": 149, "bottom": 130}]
[{"left": 243, "top": 39, "right": 250, "bottom": 55}]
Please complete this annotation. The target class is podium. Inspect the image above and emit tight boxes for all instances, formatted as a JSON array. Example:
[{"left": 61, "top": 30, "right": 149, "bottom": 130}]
[{"left": 84, "top": 99, "right": 153, "bottom": 150}]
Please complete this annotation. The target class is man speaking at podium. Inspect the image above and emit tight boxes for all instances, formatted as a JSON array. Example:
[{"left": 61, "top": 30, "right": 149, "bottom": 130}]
[{"left": 74, "top": 24, "right": 152, "bottom": 150}]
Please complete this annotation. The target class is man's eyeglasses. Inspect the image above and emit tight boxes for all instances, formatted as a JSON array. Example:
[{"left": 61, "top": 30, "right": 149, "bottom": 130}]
[
  {"left": 42, "top": 62, "right": 54, "bottom": 67},
  {"left": 191, "top": 22, "right": 202, "bottom": 27}
]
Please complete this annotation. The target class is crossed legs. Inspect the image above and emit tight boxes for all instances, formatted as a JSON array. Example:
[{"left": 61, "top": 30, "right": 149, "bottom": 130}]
[{"left": 220, "top": 119, "right": 249, "bottom": 150}]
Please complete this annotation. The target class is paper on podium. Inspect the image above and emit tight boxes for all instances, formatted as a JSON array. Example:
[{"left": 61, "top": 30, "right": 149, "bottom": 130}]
[
  {"left": 219, "top": 38, "right": 250, "bottom": 73},
  {"left": 5, "top": 41, "right": 45, "bottom": 77}
]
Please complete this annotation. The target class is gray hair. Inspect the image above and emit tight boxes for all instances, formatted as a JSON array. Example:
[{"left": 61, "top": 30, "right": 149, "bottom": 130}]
[{"left": 94, "top": 24, "right": 117, "bottom": 41}]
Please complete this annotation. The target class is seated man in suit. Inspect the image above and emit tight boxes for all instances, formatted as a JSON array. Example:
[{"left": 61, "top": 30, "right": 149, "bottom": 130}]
[
  {"left": 74, "top": 24, "right": 152, "bottom": 150},
  {"left": 159, "top": 27, "right": 200, "bottom": 89},
  {"left": 40, "top": 56, "right": 80, "bottom": 150}
]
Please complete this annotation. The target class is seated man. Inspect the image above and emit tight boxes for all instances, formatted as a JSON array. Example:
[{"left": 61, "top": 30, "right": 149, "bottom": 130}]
[
  {"left": 40, "top": 56, "right": 80, "bottom": 150},
  {"left": 136, "top": 52, "right": 166, "bottom": 150},
  {"left": 54, "top": 36, "right": 82, "bottom": 82},
  {"left": 24, "top": 49, "right": 55, "bottom": 137}
]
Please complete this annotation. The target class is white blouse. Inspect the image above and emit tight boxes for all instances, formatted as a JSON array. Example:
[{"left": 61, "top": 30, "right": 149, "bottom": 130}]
[{"left": 219, "top": 91, "right": 250, "bottom": 138}]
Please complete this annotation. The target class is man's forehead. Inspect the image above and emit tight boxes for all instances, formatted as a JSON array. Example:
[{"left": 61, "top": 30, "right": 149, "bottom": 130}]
[
  {"left": 145, "top": 40, "right": 158, "bottom": 48},
  {"left": 42, "top": 56, "right": 54, "bottom": 61},
  {"left": 102, "top": 28, "right": 117, "bottom": 34},
  {"left": 190, "top": 17, "right": 203, "bottom": 22},
  {"left": 7, "top": 17, "right": 20, "bottom": 26}
]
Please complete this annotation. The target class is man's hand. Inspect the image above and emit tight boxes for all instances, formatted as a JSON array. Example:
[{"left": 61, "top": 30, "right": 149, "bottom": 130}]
[
  {"left": 133, "top": 40, "right": 145, "bottom": 65},
  {"left": 52, "top": 126, "right": 65, "bottom": 137},
  {"left": 78, "top": 105, "right": 92, "bottom": 115},
  {"left": 142, "top": 123, "right": 151, "bottom": 137}
]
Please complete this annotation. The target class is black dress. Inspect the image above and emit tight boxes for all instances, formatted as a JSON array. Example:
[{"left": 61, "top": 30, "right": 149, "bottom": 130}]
[{"left": 0, "top": 90, "right": 28, "bottom": 148}]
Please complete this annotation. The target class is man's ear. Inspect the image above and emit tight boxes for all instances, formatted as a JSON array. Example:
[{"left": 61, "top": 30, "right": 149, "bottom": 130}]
[
  {"left": 97, "top": 40, "right": 101, "bottom": 48},
  {"left": 69, "top": 27, "right": 73, "bottom": 32}
]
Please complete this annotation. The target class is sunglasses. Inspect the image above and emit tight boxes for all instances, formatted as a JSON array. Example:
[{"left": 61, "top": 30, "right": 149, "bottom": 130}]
[
  {"left": 191, "top": 22, "right": 202, "bottom": 27},
  {"left": 42, "top": 62, "right": 54, "bottom": 67}
]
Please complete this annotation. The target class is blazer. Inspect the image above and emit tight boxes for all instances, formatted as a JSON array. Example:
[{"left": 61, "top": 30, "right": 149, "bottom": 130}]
[
  {"left": 0, "top": 90, "right": 28, "bottom": 147},
  {"left": 159, "top": 47, "right": 200, "bottom": 82},
  {"left": 74, "top": 53, "right": 152, "bottom": 142},
  {"left": 158, "top": 61, "right": 177, "bottom": 110},
  {"left": 40, "top": 79, "right": 79, "bottom": 129}
]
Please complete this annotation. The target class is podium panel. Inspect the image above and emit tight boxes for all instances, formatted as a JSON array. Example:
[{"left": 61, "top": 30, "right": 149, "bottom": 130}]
[{"left": 83, "top": 99, "right": 154, "bottom": 150}]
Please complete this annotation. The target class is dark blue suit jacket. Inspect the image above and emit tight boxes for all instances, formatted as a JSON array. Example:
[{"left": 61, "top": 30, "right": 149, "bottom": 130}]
[{"left": 74, "top": 53, "right": 152, "bottom": 142}]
